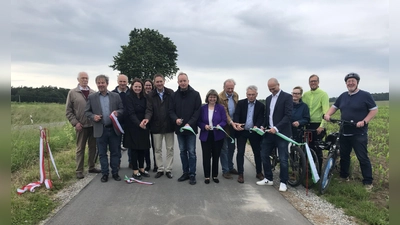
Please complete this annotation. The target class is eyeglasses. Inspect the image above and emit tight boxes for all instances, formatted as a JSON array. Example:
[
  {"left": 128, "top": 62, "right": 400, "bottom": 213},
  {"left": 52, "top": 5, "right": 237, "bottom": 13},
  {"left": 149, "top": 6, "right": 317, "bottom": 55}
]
[
  {"left": 292, "top": 92, "right": 301, "bottom": 95},
  {"left": 309, "top": 80, "right": 318, "bottom": 83}
]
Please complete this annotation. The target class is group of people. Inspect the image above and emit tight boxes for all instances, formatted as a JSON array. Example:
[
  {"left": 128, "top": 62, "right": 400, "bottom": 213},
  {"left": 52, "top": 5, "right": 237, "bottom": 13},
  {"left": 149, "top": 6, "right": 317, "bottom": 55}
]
[{"left": 66, "top": 71, "right": 377, "bottom": 191}]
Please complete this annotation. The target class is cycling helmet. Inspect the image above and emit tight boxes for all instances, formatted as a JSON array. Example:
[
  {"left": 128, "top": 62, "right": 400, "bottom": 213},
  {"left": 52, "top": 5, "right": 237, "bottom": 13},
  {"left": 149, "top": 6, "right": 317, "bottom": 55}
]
[{"left": 344, "top": 73, "right": 360, "bottom": 82}]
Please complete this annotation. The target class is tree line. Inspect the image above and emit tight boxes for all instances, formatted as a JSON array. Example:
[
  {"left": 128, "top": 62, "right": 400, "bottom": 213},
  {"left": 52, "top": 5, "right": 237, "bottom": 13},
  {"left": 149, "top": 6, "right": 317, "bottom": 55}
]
[{"left": 11, "top": 86, "right": 389, "bottom": 104}]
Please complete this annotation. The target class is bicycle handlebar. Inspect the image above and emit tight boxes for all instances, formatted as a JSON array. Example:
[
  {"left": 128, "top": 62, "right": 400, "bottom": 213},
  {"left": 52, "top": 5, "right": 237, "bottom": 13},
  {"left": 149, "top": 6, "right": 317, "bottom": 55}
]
[{"left": 322, "top": 115, "right": 357, "bottom": 126}]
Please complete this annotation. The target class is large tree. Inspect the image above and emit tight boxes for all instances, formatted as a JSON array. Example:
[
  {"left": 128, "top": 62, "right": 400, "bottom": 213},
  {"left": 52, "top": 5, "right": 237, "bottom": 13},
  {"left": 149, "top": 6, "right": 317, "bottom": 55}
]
[{"left": 110, "top": 28, "right": 179, "bottom": 81}]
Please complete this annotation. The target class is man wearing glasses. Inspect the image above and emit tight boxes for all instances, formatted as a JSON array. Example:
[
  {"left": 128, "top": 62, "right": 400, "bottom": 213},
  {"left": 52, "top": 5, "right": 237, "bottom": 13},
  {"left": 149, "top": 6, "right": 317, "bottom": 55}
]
[{"left": 302, "top": 74, "right": 330, "bottom": 172}]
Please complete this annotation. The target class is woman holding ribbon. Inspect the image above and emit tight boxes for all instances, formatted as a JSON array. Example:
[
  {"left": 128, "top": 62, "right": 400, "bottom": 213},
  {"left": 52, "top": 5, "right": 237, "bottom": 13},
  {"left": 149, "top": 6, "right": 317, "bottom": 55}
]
[
  {"left": 197, "top": 89, "right": 227, "bottom": 184},
  {"left": 124, "top": 78, "right": 151, "bottom": 179}
]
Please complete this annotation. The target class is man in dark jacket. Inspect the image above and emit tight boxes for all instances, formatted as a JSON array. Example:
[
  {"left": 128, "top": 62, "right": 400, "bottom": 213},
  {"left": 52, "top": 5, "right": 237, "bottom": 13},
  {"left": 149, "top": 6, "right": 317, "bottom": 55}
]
[
  {"left": 169, "top": 72, "right": 202, "bottom": 185},
  {"left": 257, "top": 78, "right": 292, "bottom": 192},
  {"left": 112, "top": 74, "right": 131, "bottom": 168},
  {"left": 232, "top": 85, "right": 265, "bottom": 184},
  {"left": 142, "top": 74, "right": 175, "bottom": 179}
]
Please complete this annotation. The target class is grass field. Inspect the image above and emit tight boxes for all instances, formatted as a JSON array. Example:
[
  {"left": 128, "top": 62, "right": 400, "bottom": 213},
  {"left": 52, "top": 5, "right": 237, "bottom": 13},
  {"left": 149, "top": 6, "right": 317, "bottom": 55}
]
[{"left": 10, "top": 101, "right": 389, "bottom": 225}]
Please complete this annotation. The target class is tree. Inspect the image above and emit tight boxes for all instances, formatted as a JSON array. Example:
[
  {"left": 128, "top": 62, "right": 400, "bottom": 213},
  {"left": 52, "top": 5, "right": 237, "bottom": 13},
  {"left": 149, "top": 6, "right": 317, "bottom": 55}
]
[{"left": 110, "top": 28, "right": 179, "bottom": 81}]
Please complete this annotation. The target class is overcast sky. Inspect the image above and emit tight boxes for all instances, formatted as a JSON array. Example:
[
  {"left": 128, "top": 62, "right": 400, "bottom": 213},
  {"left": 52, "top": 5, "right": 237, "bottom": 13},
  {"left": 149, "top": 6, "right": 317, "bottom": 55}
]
[{"left": 11, "top": 0, "right": 388, "bottom": 101}]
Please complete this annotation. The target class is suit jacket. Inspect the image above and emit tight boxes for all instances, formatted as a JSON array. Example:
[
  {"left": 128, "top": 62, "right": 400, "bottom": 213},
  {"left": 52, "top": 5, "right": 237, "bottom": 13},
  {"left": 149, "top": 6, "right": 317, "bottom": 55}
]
[
  {"left": 197, "top": 103, "right": 227, "bottom": 142},
  {"left": 85, "top": 91, "right": 124, "bottom": 138},
  {"left": 233, "top": 99, "right": 265, "bottom": 137},
  {"left": 262, "top": 90, "right": 293, "bottom": 137}
]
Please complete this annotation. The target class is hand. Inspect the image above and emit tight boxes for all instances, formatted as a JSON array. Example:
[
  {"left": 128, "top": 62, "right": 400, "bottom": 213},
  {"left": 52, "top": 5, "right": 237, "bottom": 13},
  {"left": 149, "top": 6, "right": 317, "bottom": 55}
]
[
  {"left": 142, "top": 119, "right": 149, "bottom": 126},
  {"left": 292, "top": 121, "right": 299, "bottom": 127},
  {"left": 112, "top": 111, "right": 118, "bottom": 116},
  {"left": 205, "top": 125, "right": 211, "bottom": 130},
  {"left": 316, "top": 127, "right": 324, "bottom": 135},
  {"left": 176, "top": 118, "right": 183, "bottom": 126},
  {"left": 356, "top": 121, "right": 366, "bottom": 128},
  {"left": 323, "top": 115, "right": 331, "bottom": 122},
  {"left": 94, "top": 114, "right": 102, "bottom": 122},
  {"left": 268, "top": 127, "right": 277, "bottom": 134},
  {"left": 75, "top": 123, "right": 83, "bottom": 132}
]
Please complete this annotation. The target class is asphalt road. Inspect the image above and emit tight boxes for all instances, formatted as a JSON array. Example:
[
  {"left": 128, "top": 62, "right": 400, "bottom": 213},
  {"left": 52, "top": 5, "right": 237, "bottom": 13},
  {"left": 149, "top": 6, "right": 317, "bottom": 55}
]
[{"left": 45, "top": 136, "right": 312, "bottom": 225}]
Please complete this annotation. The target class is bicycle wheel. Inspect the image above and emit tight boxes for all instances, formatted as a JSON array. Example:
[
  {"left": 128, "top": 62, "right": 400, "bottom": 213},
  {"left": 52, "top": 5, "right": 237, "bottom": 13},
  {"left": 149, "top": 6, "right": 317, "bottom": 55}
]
[
  {"left": 319, "top": 152, "right": 336, "bottom": 194},
  {"left": 302, "top": 148, "right": 319, "bottom": 188},
  {"left": 288, "top": 146, "right": 306, "bottom": 187}
]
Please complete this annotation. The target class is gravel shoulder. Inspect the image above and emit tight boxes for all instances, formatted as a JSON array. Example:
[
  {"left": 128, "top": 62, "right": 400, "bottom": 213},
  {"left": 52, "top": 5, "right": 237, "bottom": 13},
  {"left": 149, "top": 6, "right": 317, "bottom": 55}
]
[{"left": 244, "top": 145, "right": 359, "bottom": 225}]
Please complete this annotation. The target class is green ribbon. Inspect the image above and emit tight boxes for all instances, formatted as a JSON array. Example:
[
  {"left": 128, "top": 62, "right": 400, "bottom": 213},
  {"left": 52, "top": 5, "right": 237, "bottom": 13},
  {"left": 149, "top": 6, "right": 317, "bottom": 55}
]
[
  {"left": 212, "top": 125, "right": 235, "bottom": 143},
  {"left": 250, "top": 127, "right": 320, "bottom": 183},
  {"left": 179, "top": 125, "right": 196, "bottom": 135}
]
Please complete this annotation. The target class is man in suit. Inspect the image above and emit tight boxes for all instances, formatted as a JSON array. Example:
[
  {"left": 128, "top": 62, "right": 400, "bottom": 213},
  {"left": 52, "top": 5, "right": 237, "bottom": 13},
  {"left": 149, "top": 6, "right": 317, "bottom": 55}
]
[
  {"left": 85, "top": 74, "right": 124, "bottom": 183},
  {"left": 256, "top": 78, "right": 292, "bottom": 192},
  {"left": 66, "top": 71, "right": 101, "bottom": 179},
  {"left": 232, "top": 85, "right": 265, "bottom": 183}
]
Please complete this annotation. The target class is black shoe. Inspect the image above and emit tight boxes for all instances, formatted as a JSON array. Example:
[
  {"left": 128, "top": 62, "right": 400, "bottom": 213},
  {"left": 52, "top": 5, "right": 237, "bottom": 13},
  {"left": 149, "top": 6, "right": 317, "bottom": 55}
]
[
  {"left": 153, "top": 167, "right": 158, "bottom": 172},
  {"left": 166, "top": 172, "right": 173, "bottom": 179},
  {"left": 155, "top": 172, "right": 164, "bottom": 178},
  {"left": 88, "top": 168, "right": 101, "bottom": 173},
  {"left": 132, "top": 172, "right": 142, "bottom": 180},
  {"left": 178, "top": 173, "right": 190, "bottom": 182},
  {"left": 212, "top": 177, "right": 220, "bottom": 183},
  {"left": 205, "top": 178, "right": 210, "bottom": 184},
  {"left": 112, "top": 174, "right": 121, "bottom": 181},
  {"left": 101, "top": 174, "right": 108, "bottom": 182},
  {"left": 189, "top": 176, "right": 196, "bottom": 185},
  {"left": 141, "top": 170, "right": 150, "bottom": 177},
  {"left": 145, "top": 166, "right": 150, "bottom": 172}
]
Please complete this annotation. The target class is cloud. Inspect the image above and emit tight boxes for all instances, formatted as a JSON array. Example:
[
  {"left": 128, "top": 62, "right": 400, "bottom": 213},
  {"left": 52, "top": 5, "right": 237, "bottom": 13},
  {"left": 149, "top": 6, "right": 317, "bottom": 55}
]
[{"left": 11, "top": 0, "right": 389, "bottom": 100}]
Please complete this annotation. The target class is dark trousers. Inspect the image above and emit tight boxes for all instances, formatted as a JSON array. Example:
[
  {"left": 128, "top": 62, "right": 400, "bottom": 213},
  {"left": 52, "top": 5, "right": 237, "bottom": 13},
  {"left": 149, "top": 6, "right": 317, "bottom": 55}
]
[
  {"left": 306, "top": 123, "right": 326, "bottom": 171},
  {"left": 201, "top": 132, "right": 224, "bottom": 178},
  {"left": 131, "top": 149, "right": 146, "bottom": 170},
  {"left": 144, "top": 133, "right": 156, "bottom": 169},
  {"left": 261, "top": 133, "right": 289, "bottom": 183},
  {"left": 96, "top": 127, "right": 120, "bottom": 176},
  {"left": 340, "top": 134, "right": 373, "bottom": 185},
  {"left": 236, "top": 131, "right": 262, "bottom": 175}
]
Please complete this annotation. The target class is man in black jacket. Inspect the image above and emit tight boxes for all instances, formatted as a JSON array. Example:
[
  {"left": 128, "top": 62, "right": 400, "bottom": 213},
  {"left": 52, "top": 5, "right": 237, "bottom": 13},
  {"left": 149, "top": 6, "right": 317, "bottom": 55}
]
[
  {"left": 256, "top": 78, "right": 292, "bottom": 192},
  {"left": 169, "top": 72, "right": 202, "bottom": 185},
  {"left": 142, "top": 74, "right": 175, "bottom": 179},
  {"left": 232, "top": 85, "right": 265, "bottom": 183}
]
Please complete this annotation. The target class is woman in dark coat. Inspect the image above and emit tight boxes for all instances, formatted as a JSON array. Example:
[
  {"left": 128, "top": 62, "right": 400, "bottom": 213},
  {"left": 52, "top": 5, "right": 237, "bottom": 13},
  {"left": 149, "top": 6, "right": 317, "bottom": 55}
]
[
  {"left": 124, "top": 78, "right": 150, "bottom": 179},
  {"left": 291, "top": 86, "right": 310, "bottom": 142}
]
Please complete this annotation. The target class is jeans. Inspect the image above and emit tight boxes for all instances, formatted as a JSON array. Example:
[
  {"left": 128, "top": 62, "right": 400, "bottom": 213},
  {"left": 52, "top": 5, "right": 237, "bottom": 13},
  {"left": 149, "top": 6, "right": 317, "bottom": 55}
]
[
  {"left": 260, "top": 133, "right": 289, "bottom": 183},
  {"left": 340, "top": 134, "right": 373, "bottom": 185},
  {"left": 220, "top": 135, "right": 236, "bottom": 174},
  {"left": 96, "top": 127, "right": 120, "bottom": 176},
  {"left": 236, "top": 131, "right": 262, "bottom": 175},
  {"left": 177, "top": 134, "right": 197, "bottom": 176}
]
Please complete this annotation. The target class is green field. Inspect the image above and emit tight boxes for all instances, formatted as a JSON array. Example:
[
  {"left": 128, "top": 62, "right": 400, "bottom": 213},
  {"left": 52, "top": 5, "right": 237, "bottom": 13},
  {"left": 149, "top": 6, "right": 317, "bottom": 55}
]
[{"left": 11, "top": 101, "right": 389, "bottom": 225}]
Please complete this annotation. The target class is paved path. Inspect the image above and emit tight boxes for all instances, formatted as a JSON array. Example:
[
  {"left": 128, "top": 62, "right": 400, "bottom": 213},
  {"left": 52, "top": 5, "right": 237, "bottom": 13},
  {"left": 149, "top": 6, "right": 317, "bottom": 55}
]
[{"left": 46, "top": 136, "right": 312, "bottom": 225}]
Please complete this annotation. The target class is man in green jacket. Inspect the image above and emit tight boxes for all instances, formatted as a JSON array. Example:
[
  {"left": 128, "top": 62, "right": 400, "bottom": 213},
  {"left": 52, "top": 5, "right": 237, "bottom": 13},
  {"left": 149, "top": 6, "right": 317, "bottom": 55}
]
[{"left": 302, "top": 74, "right": 330, "bottom": 172}]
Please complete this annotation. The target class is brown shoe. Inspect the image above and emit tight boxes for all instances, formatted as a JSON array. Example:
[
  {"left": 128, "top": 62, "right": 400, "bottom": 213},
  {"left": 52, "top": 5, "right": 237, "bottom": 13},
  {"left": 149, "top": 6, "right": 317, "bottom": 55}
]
[
  {"left": 222, "top": 173, "right": 233, "bottom": 179},
  {"left": 88, "top": 168, "right": 101, "bottom": 173},
  {"left": 76, "top": 172, "right": 84, "bottom": 179},
  {"left": 237, "top": 174, "right": 244, "bottom": 183},
  {"left": 229, "top": 169, "right": 239, "bottom": 175},
  {"left": 256, "top": 173, "right": 264, "bottom": 180}
]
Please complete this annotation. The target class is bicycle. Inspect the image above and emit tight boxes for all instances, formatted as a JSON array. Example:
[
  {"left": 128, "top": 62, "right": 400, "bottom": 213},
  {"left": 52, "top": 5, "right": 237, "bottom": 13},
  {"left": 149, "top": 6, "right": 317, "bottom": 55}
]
[
  {"left": 293, "top": 127, "right": 321, "bottom": 188},
  {"left": 319, "top": 118, "right": 356, "bottom": 194},
  {"left": 270, "top": 142, "right": 306, "bottom": 187}
]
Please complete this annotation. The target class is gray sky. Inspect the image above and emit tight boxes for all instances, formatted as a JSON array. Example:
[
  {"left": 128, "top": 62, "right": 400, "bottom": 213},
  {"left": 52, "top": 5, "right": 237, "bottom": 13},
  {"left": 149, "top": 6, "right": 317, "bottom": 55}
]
[{"left": 11, "top": 0, "right": 389, "bottom": 101}]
